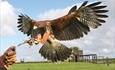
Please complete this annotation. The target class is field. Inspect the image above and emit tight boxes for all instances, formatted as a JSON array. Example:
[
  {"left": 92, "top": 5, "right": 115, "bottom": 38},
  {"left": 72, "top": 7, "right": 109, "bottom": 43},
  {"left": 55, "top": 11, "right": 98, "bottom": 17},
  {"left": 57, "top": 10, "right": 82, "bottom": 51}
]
[{"left": 10, "top": 62, "right": 115, "bottom": 70}]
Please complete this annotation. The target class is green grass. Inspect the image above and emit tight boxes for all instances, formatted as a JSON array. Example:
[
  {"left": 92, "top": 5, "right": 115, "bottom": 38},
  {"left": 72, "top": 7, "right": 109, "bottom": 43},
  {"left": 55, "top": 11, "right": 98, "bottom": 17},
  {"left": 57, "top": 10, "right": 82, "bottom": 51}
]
[{"left": 10, "top": 62, "right": 115, "bottom": 70}]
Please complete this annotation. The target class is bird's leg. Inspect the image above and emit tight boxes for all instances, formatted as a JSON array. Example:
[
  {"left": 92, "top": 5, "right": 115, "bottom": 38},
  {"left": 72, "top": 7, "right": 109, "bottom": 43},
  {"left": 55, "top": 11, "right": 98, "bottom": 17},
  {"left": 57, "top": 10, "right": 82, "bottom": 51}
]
[
  {"left": 17, "top": 38, "right": 36, "bottom": 47},
  {"left": 40, "top": 31, "right": 50, "bottom": 44},
  {"left": 33, "top": 32, "right": 50, "bottom": 44},
  {"left": 37, "top": 23, "right": 52, "bottom": 44},
  {"left": 34, "top": 34, "right": 42, "bottom": 43}
]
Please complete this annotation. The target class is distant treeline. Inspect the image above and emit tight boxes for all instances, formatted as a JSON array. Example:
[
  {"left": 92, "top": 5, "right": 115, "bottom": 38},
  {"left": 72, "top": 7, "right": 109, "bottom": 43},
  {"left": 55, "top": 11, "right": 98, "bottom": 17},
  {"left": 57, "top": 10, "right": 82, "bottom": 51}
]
[
  {"left": 16, "top": 61, "right": 49, "bottom": 64},
  {"left": 97, "top": 58, "right": 115, "bottom": 63},
  {"left": 15, "top": 58, "right": 115, "bottom": 64}
]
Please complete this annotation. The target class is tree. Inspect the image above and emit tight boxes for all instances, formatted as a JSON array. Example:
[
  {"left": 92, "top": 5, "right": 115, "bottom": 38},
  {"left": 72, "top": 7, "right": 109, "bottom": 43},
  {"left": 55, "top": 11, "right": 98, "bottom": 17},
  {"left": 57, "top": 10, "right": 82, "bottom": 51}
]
[{"left": 70, "top": 47, "right": 83, "bottom": 62}]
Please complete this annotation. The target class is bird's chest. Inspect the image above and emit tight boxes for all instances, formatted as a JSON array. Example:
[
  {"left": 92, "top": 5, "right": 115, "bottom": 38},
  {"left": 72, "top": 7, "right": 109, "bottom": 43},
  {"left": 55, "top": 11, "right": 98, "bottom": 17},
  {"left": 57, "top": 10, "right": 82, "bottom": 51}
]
[
  {"left": 38, "top": 21, "right": 50, "bottom": 28},
  {"left": 39, "top": 22, "right": 47, "bottom": 27}
]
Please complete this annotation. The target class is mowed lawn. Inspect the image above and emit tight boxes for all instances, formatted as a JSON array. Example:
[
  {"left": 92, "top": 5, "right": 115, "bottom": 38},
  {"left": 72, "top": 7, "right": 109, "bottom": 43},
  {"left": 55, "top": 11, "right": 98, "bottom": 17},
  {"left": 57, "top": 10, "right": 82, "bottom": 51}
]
[{"left": 10, "top": 62, "right": 115, "bottom": 70}]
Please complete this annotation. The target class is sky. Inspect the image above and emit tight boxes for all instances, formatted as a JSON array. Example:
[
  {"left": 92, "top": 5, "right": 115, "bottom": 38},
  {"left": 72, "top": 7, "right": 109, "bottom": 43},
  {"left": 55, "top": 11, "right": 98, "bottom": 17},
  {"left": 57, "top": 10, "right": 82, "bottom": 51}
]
[{"left": 0, "top": 0, "right": 115, "bottom": 62}]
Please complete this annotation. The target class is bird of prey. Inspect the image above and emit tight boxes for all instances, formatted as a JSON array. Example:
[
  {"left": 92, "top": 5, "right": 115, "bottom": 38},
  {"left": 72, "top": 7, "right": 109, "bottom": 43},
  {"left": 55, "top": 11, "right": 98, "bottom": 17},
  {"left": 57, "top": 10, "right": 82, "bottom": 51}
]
[
  {"left": 17, "top": 1, "right": 108, "bottom": 62},
  {"left": 39, "top": 39, "right": 72, "bottom": 62}
]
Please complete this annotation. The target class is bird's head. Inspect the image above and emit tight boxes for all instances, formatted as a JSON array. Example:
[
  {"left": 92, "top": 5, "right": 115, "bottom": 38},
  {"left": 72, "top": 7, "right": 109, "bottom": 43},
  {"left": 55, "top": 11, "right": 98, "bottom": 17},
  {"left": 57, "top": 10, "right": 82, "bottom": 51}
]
[{"left": 31, "top": 21, "right": 38, "bottom": 29}]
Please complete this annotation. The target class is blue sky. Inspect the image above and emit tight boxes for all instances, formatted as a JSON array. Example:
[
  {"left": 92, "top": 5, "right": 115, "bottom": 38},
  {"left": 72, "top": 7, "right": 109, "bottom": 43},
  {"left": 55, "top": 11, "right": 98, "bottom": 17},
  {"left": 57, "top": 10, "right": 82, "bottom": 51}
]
[
  {"left": 8, "top": 0, "right": 95, "bottom": 19},
  {"left": 0, "top": 0, "right": 115, "bottom": 62}
]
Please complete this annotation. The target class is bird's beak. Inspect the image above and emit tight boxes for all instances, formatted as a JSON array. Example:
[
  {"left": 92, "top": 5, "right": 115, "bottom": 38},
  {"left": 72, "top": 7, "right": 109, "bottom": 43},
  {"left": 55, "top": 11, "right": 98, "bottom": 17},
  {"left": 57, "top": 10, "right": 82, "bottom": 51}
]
[{"left": 33, "top": 25, "right": 38, "bottom": 29}]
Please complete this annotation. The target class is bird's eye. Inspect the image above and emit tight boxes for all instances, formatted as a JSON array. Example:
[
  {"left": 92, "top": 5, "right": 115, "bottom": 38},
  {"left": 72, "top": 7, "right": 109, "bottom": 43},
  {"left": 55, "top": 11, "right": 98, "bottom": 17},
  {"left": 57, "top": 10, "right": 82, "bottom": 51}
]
[{"left": 33, "top": 25, "right": 38, "bottom": 29}]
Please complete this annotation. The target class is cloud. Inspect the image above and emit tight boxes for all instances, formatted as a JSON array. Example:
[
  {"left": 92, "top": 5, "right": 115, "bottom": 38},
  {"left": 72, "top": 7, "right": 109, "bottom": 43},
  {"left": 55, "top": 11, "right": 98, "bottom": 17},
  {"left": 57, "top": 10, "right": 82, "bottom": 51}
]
[
  {"left": 0, "top": 0, "right": 2, "bottom": 3},
  {"left": 0, "top": 1, "right": 17, "bottom": 36},
  {"left": 38, "top": 1, "right": 115, "bottom": 58},
  {"left": 38, "top": 3, "right": 81, "bottom": 20},
  {"left": 38, "top": 7, "right": 69, "bottom": 20}
]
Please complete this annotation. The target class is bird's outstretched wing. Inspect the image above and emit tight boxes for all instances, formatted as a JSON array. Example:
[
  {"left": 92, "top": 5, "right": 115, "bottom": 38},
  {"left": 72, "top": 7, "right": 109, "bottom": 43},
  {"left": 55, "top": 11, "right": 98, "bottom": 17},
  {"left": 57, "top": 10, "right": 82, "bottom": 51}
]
[
  {"left": 50, "top": 1, "right": 108, "bottom": 40},
  {"left": 17, "top": 14, "right": 33, "bottom": 36},
  {"left": 39, "top": 41, "right": 71, "bottom": 62},
  {"left": 17, "top": 14, "right": 46, "bottom": 37}
]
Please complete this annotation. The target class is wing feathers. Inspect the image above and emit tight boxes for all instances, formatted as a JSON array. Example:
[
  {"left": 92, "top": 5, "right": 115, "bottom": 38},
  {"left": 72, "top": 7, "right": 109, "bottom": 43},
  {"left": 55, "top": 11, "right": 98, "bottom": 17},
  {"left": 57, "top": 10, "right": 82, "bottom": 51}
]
[
  {"left": 87, "top": 1, "right": 102, "bottom": 7},
  {"left": 92, "top": 6, "right": 107, "bottom": 9},
  {"left": 51, "top": 1, "right": 108, "bottom": 40},
  {"left": 17, "top": 14, "right": 33, "bottom": 36},
  {"left": 96, "top": 14, "right": 108, "bottom": 18},
  {"left": 78, "top": 1, "right": 88, "bottom": 9},
  {"left": 68, "top": 6, "right": 77, "bottom": 14},
  {"left": 39, "top": 41, "right": 71, "bottom": 62},
  {"left": 17, "top": 25, "right": 22, "bottom": 27},
  {"left": 97, "top": 18, "right": 105, "bottom": 23},
  {"left": 94, "top": 10, "right": 108, "bottom": 13},
  {"left": 52, "top": 18, "right": 90, "bottom": 40},
  {"left": 76, "top": 1, "right": 108, "bottom": 29}
]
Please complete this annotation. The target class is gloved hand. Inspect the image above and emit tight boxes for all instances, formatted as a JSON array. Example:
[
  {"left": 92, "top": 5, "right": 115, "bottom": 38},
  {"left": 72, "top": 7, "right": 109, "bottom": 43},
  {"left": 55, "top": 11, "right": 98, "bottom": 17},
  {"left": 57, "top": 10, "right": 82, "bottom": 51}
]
[{"left": 0, "top": 46, "right": 16, "bottom": 69}]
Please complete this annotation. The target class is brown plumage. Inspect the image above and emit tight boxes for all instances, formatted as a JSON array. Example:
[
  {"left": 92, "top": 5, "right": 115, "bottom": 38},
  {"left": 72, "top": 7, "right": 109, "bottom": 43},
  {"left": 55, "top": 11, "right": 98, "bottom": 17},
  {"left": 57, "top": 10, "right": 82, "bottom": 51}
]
[
  {"left": 17, "top": 1, "right": 108, "bottom": 41},
  {"left": 17, "top": 1, "right": 108, "bottom": 62},
  {"left": 39, "top": 39, "right": 72, "bottom": 62}
]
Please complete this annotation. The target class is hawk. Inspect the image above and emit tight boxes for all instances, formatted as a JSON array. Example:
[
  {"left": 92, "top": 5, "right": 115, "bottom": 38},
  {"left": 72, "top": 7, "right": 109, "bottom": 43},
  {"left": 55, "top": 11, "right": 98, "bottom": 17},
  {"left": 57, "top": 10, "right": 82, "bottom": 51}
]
[{"left": 17, "top": 1, "right": 108, "bottom": 62}]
